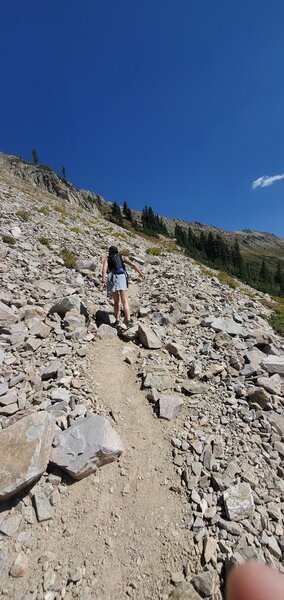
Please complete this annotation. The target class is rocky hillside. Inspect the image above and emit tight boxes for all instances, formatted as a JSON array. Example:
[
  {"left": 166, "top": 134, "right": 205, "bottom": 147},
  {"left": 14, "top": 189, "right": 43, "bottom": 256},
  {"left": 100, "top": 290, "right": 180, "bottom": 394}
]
[{"left": 1, "top": 154, "right": 284, "bottom": 599}]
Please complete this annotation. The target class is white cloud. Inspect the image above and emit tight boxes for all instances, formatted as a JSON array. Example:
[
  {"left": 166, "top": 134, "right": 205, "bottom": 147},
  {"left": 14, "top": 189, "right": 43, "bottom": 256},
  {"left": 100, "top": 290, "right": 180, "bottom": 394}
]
[{"left": 252, "top": 174, "right": 284, "bottom": 189}]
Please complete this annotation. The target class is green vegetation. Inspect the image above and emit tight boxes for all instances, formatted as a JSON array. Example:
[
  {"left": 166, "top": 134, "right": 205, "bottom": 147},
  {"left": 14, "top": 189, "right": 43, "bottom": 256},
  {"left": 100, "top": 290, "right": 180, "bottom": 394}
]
[
  {"left": 32, "top": 148, "right": 39, "bottom": 165},
  {"left": 55, "top": 204, "right": 69, "bottom": 217},
  {"left": 70, "top": 226, "right": 82, "bottom": 234},
  {"left": 109, "top": 201, "right": 124, "bottom": 227},
  {"left": 36, "top": 206, "right": 50, "bottom": 216},
  {"left": 175, "top": 224, "right": 284, "bottom": 297},
  {"left": 216, "top": 271, "right": 240, "bottom": 289},
  {"left": 16, "top": 209, "right": 30, "bottom": 221},
  {"left": 147, "top": 246, "right": 162, "bottom": 256},
  {"left": 60, "top": 248, "right": 77, "bottom": 268},
  {"left": 140, "top": 205, "right": 169, "bottom": 237},
  {"left": 123, "top": 201, "right": 133, "bottom": 221},
  {"left": 38, "top": 236, "right": 51, "bottom": 247},
  {"left": 2, "top": 234, "right": 16, "bottom": 245}
]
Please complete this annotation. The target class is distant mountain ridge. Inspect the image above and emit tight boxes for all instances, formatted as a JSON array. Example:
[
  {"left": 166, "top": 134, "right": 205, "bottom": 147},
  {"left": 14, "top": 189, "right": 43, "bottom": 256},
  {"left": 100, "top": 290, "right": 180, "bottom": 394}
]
[{"left": 1, "top": 151, "right": 283, "bottom": 262}]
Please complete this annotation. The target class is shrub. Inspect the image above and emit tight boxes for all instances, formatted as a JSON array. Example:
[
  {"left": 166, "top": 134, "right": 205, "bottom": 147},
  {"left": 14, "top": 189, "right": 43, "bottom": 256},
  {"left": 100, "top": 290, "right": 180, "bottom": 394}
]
[
  {"left": 269, "top": 310, "right": 284, "bottom": 336},
  {"left": 38, "top": 236, "right": 50, "bottom": 247},
  {"left": 36, "top": 206, "right": 50, "bottom": 216},
  {"left": 70, "top": 226, "right": 82, "bottom": 234},
  {"left": 216, "top": 271, "right": 239, "bottom": 289},
  {"left": 55, "top": 205, "right": 69, "bottom": 217},
  {"left": 146, "top": 246, "right": 162, "bottom": 256},
  {"left": 60, "top": 248, "right": 77, "bottom": 268},
  {"left": 2, "top": 234, "right": 16, "bottom": 245},
  {"left": 16, "top": 209, "right": 30, "bottom": 221}
]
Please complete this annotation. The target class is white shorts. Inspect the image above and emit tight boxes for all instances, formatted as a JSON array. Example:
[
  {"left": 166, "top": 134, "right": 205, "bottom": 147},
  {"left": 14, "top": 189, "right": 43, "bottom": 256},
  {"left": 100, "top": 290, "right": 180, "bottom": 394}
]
[{"left": 107, "top": 273, "right": 128, "bottom": 296}]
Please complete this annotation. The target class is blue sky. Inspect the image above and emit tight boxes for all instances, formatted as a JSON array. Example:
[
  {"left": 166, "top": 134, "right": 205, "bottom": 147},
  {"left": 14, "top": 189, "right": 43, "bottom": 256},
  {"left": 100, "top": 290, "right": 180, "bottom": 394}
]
[{"left": 1, "top": 1, "right": 284, "bottom": 237}]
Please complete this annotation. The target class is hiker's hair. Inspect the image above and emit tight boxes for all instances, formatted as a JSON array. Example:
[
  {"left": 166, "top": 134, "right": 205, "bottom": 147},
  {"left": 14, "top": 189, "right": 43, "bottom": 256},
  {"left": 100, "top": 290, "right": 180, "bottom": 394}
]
[{"left": 108, "top": 246, "right": 118, "bottom": 255}]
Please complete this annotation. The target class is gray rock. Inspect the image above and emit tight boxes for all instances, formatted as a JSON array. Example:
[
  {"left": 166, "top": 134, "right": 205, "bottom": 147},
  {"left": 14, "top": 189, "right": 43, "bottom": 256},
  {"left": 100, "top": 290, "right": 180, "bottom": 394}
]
[
  {"left": 159, "top": 395, "right": 183, "bottom": 420},
  {"left": 192, "top": 571, "right": 215, "bottom": 597},
  {"left": 0, "top": 382, "right": 8, "bottom": 396},
  {"left": 50, "top": 388, "right": 70, "bottom": 403},
  {"left": 223, "top": 482, "right": 255, "bottom": 521},
  {"left": 33, "top": 489, "right": 54, "bottom": 521},
  {"left": 0, "top": 411, "right": 55, "bottom": 500},
  {"left": 261, "top": 355, "right": 284, "bottom": 375},
  {"left": 50, "top": 413, "right": 123, "bottom": 479},
  {"left": 169, "top": 581, "right": 203, "bottom": 600},
  {"left": 41, "top": 360, "right": 64, "bottom": 380},
  {"left": 138, "top": 324, "right": 163, "bottom": 349},
  {"left": 247, "top": 386, "right": 270, "bottom": 408},
  {"left": 0, "top": 300, "right": 17, "bottom": 324},
  {"left": 97, "top": 324, "right": 117, "bottom": 338},
  {"left": 257, "top": 374, "right": 282, "bottom": 395},
  {"left": 0, "top": 514, "right": 22, "bottom": 536},
  {"left": 49, "top": 295, "right": 82, "bottom": 317},
  {"left": 267, "top": 412, "right": 284, "bottom": 437},
  {"left": 181, "top": 381, "right": 208, "bottom": 395},
  {"left": 210, "top": 318, "right": 247, "bottom": 337}
]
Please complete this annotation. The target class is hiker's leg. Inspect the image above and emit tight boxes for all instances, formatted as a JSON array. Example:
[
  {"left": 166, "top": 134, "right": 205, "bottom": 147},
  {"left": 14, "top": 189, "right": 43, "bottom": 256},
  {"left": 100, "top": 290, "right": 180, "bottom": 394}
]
[
  {"left": 120, "top": 290, "right": 130, "bottom": 321},
  {"left": 112, "top": 292, "right": 120, "bottom": 321}
]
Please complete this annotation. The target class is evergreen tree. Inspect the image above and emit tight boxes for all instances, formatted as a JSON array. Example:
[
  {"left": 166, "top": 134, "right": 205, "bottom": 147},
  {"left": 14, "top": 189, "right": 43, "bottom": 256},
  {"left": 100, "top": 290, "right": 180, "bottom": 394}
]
[
  {"left": 123, "top": 201, "right": 133, "bottom": 221},
  {"left": 274, "top": 260, "right": 284, "bottom": 294},
  {"left": 259, "top": 259, "right": 271, "bottom": 289},
  {"left": 61, "top": 166, "right": 66, "bottom": 180},
  {"left": 110, "top": 202, "right": 124, "bottom": 227},
  {"left": 32, "top": 149, "right": 39, "bottom": 165},
  {"left": 231, "top": 239, "right": 244, "bottom": 277}
]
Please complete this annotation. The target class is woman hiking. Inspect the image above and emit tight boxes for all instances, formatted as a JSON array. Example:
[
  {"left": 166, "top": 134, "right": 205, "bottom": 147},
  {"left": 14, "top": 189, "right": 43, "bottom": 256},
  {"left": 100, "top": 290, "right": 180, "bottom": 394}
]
[{"left": 102, "top": 246, "right": 145, "bottom": 328}]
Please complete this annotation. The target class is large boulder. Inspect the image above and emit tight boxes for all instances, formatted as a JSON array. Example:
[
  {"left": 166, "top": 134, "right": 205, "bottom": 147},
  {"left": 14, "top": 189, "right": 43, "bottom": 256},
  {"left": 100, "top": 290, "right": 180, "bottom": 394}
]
[
  {"left": 49, "top": 296, "right": 83, "bottom": 318},
  {"left": 0, "top": 300, "right": 17, "bottom": 325},
  {"left": 50, "top": 414, "right": 123, "bottom": 479},
  {"left": 0, "top": 412, "right": 55, "bottom": 501},
  {"left": 159, "top": 395, "right": 183, "bottom": 420},
  {"left": 261, "top": 356, "right": 284, "bottom": 376},
  {"left": 138, "top": 324, "right": 162, "bottom": 349},
  {"left": 210, "top": 318, "right": 248, "bottom": 337}
]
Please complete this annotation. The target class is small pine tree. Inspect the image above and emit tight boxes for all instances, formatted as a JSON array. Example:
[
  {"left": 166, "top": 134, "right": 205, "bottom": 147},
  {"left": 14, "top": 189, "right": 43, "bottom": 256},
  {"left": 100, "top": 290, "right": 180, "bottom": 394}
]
[
  {"left": 110, "top": 202, "right": 124, "bottom": 227},
  {"left": 123, "top": 201, "right": 132, "bottom": 221},
  {"left": 61, "top": 166, "right": 66, "bottom": 180},
  {"left": 32, "top": 149, "right": 39, "bottom": 165},
  {"left": 274, "top": 260, "right": 284, "bottom": 294}
]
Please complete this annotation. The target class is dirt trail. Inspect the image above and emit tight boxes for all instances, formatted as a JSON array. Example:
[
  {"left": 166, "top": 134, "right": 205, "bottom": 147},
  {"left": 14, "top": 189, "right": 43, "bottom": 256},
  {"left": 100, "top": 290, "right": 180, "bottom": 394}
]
[
  {"left": 78, "top": 334, "right": 190, "bottom": 599},
  {"left": 4, "top": 289, "right": 194, "bottom": 600}
]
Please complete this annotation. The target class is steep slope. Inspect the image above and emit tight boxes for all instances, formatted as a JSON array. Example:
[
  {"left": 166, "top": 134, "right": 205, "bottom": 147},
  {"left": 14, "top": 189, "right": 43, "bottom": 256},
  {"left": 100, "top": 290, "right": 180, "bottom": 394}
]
[{"left": 0, "top": 155, "right": 284, "bottom": 600}]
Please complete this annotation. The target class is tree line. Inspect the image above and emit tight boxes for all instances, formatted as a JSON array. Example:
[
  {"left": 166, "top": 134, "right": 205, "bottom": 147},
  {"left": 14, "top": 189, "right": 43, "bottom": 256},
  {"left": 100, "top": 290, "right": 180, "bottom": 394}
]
[
  {"left": 174, "top": 223, "right": 284, "bottom": 296},
  {"left": 109, "top": 202, "right": 169, "bottom": 237}
]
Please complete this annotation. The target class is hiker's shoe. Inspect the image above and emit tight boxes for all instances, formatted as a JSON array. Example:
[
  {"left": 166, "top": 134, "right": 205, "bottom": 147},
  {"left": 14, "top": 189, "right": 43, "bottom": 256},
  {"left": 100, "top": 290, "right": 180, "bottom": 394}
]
[
  {"left": 113, "top": 320, "right": 120, "bottom": 328},
  {"left": 125, "top": 319, "right": 135, "bottom": 328}
]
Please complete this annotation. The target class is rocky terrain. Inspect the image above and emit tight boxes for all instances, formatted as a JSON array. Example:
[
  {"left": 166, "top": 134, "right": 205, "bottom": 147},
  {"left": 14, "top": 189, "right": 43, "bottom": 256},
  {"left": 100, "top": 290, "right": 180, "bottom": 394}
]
[{"left": 1, "top": 154, "right": 284, "bottom": 600}]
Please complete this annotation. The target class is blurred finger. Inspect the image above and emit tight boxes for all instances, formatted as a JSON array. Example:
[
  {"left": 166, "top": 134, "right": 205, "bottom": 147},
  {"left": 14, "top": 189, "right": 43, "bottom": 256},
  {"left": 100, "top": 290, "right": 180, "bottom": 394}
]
[{"left": 227, "top": 562, "right": 284, "bottom": 600}]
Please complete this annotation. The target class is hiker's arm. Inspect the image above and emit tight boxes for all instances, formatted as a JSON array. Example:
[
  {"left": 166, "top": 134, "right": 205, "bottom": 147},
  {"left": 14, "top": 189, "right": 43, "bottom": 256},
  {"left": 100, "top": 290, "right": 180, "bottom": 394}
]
[
  {"left": 123, "top": 257, "right": 145, "bottom": 278},
  {"left": 102, "top": 257, "right": 108, "bottom": 287}
]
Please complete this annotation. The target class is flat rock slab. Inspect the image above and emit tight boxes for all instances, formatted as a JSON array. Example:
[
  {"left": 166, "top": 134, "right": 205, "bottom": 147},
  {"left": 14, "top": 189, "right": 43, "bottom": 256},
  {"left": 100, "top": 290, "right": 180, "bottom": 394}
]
[
  {"left": 210, "top": 318, "right": 247, "bottom": 337},
  {"left": 169, "top": 581, "right": 202, "bottom": 600},
  {"left": 181, "top": 381, "right": 208, "bottom": 395},
  {"left": 0, "top": 300, "right": 17, "bottom": 324},
  {"left": 261, "top": 355, "right": 284, "bottom": 375},
  {"left": 97, "top": 324, "right": 117, "bottom": 339},
  {"left": 223, "top": 482, "right": 255, "bottom": 521},
  {"left": 50, "top": 414, "right": 123, "bottom": 480},
  {"left": 267, "top": 412, "right": 284, "bottom": 437},
  {"left": 138, "top": 324, "right": 163, "bottom": 349},
  {"left": 49, "top": 295, "right": 82, "bottom": 317},
  {"left": 0, "top": 411, "right": 55, "bottom": 501},
  {"left": 159, "top": 395, "right": 183, "bottom": 420}
]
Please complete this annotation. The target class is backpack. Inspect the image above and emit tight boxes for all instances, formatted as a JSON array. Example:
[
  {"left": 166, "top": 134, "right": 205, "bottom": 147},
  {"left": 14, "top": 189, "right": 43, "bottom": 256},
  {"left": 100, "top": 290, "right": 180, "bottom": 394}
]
[{"left": 108, "top": 253, "right": 126, "bottom": 274}]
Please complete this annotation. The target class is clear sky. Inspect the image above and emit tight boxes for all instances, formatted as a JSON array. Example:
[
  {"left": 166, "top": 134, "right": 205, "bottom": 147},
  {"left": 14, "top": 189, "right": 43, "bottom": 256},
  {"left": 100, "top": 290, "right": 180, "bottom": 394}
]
[{"left": 1, "top": 1, "right": 284, "bottom": 237}]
